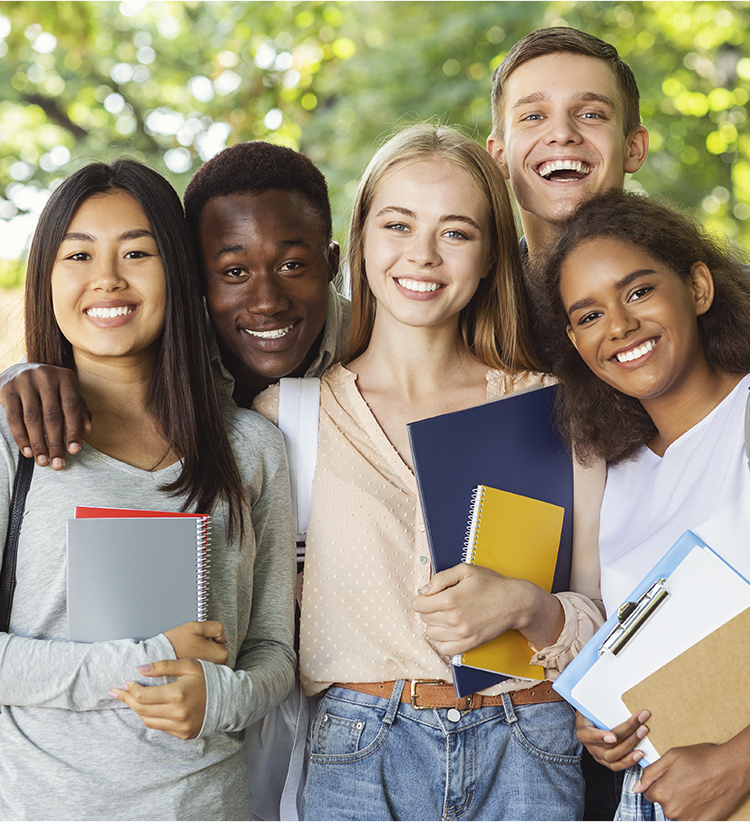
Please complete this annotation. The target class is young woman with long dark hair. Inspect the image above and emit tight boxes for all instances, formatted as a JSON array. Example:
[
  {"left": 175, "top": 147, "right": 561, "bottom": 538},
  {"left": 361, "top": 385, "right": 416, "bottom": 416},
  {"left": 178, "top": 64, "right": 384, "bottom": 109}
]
[{"left": 0, "top": 159, "right": 295, "bottom": 820}]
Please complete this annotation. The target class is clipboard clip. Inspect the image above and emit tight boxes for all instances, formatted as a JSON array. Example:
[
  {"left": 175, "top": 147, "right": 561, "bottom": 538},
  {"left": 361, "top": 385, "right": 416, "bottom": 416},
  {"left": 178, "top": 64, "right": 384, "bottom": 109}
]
[{"left": 598, "top": 579, "right": 669, "bottom": 657}]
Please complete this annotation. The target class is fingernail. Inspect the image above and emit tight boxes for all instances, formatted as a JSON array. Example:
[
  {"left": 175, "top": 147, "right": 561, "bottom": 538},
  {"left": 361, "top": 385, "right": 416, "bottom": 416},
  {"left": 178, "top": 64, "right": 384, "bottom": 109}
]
[
  {"left": 636, "top": 725, "right": 649, "bottom": 739},
  {"left": 51, "top": 458, "right": 64, "bottom": 470},
  {"left": 22, "top": 447, "right": 32, "bottom": 458},
  {"left": 632, "top": 750, "right": 644, "bottom": 762},
  {"left": 135, "top": 664, "right": 152, "bottom": 672},
  {"left": 68, "top": 442, "right": 81, "bottom": 454},
  {"left": 419, "top": 583, "right": 432, "bottom": 594},
  {"left": 603, "top": 733, "right": 617, "bottom": 744},
  {"left": 633, "top": 779, "right": 643, "bottom": 793},
  {"left": 120, "top": 682, "right": 130, "bottom": 691},
  {"left": 106, "top": 689, "right": 118, "bottom": 698},
  {"left": 638, "top": 710, "right": 650, "bottom": 723},
  {"left": 36, "top": 455, "right": 48, "bottom": 466}
]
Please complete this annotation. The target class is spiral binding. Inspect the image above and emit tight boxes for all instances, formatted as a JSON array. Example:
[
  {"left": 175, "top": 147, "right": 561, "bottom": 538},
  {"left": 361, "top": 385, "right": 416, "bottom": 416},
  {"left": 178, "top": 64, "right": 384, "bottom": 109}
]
[
  {"left": 453, "top": 485, "right": 487, "bottom": 668},
  {"left": 196, "top": 515, "right": 211, "bottom": 621},
  {"left": 461, "top": 485, "right": 485, "bottom": 565}
]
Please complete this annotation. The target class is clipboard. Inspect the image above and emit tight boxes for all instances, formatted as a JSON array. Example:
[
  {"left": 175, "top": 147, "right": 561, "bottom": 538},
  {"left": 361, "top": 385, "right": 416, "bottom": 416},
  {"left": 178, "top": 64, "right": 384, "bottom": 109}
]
[{"left": 553, "top": 530, "right": 750, "bottom": 764}]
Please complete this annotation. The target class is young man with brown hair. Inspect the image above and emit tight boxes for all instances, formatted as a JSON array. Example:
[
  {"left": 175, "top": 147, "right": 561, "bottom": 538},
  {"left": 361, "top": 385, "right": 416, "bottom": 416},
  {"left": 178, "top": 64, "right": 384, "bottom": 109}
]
[
  {"left": 489, "top": 28, "right": 649, "bottom": 820},
  {"left": 487, "top": 27, "right": 649, "bottom": 265}
]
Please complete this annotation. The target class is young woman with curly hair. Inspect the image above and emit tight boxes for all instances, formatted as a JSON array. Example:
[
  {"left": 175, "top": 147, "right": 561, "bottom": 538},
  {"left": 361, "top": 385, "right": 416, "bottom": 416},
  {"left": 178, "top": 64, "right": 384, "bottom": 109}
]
[{"left": 541, "top": 189, "right": 750, "bottom": 821}]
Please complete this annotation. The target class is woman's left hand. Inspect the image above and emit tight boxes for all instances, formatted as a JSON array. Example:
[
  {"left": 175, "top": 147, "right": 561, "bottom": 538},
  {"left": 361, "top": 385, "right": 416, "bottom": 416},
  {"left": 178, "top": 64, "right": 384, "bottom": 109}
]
[
  {"left": 411, "top": 563, "right": 513, "bottom": 656},
  {"left": 107, "top": 659, "right": 207, "bottom": 740},
  {"left": 635, "top": 742, "right": 750, "bottom": 820}
]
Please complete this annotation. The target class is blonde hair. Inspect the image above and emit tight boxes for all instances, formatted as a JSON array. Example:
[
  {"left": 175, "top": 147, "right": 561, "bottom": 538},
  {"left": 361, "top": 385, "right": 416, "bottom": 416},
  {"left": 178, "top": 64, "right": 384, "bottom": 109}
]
[{"left": 347, "top": 123, "right": 539, "bottom": 372}]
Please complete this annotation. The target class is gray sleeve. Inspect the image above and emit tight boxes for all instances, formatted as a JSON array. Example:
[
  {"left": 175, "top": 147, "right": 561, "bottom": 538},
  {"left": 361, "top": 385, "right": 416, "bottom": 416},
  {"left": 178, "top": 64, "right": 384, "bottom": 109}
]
[
  {"left": 198, "top": 451, "right": 296, "bottom": 735},
  {"left": 0, "top": 435, "right": 182, "bottom": 711},
  {"left": 0, "top": 632, "right": 177, "bottom": 710}
]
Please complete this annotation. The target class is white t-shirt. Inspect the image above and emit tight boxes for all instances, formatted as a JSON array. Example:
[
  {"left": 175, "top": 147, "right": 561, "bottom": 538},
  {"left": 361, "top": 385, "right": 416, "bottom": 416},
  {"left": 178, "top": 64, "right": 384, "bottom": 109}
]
[{"left": 599, "top": 374, "right": 750, "bottom": 616}]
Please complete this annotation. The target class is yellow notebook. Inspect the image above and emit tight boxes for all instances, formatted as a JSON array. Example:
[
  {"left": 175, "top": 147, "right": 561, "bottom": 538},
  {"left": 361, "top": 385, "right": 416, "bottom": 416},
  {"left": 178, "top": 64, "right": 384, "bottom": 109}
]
[{"left": 456, "top": 485, "right": 565, "bottom": 680}]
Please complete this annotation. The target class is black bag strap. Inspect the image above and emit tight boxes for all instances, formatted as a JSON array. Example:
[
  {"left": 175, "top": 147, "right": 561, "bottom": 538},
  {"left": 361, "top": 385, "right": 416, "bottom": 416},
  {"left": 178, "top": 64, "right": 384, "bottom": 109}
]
[{"left": 0, "top": 454, "right": 34, "bottom": 633}]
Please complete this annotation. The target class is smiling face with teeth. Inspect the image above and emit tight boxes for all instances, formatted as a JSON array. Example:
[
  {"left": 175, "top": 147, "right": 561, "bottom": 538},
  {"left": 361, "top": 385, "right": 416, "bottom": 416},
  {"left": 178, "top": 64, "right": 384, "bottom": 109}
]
[
  {"left": 200, "top": 189, "right": 337, "bottom": 399},
  {"left": 487, "top": 52, "right": 648, "bottom": 257},
  {"left": 50, "top": 190, "right": 167, "bottom": 365},
  {"left": 561, "top": 237, "right": 715, "bottom": 411},
  {"left": 361, "top": 157, "right": 492, "bottom": 334}
]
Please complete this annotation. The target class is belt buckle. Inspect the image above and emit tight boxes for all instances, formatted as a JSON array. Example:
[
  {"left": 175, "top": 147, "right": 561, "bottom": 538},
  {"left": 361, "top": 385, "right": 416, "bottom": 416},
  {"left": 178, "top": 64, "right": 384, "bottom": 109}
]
[
  {"left": 410, "top": 679, "right": 443, "bottom": 710},
  {"left": 409, "top": 680, "right": 473, "bottom": 711}
]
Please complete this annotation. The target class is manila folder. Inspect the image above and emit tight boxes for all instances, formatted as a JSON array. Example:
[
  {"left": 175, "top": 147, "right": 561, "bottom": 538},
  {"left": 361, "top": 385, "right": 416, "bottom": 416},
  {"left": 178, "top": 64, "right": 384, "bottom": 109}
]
[{"left": 624, "top": 605, "right": 750, "bottom": 820}]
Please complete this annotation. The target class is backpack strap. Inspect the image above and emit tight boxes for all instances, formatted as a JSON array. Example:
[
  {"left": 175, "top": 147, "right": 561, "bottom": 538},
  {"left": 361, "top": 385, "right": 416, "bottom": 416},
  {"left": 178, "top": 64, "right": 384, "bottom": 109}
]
[
  {"left": 278, "top": 377, "right": 321, "bottom": 561},
  {"left": 0, "top": 454, "right": 34, "bottom": 633}
]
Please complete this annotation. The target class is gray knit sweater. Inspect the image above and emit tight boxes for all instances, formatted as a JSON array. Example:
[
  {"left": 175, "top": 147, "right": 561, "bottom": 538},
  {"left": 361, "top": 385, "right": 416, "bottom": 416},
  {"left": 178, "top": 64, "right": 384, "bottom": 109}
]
[{"left": 0, "top": 405, "right": 296, "bottom": 820}]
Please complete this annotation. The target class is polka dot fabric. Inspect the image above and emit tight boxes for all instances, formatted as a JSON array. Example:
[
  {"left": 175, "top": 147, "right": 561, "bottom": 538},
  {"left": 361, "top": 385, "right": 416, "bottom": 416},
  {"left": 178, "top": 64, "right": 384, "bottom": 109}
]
[{"left": 253, "top": 365, "right": 593, "bottom": 697}]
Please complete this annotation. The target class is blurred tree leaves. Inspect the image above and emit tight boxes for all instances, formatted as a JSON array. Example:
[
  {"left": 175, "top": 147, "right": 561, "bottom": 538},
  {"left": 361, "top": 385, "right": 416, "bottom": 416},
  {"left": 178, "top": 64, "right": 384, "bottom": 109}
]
[{"left": 1, "top": 0, "right": 749, "bottom": 286}]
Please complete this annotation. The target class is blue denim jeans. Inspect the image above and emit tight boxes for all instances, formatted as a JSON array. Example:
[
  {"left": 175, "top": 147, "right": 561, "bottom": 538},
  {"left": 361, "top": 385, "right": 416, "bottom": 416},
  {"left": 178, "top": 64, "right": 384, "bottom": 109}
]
[{"left": 300, "top": 681, "right": 584, "bottom": 821}]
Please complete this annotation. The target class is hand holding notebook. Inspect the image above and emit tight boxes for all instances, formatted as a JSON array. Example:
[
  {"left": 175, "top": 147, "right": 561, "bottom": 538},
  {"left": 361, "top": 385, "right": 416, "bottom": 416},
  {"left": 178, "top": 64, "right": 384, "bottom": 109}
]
[
  {"left": 408, "top": 383, "right": 574, "bottom": 696},
  {"left": 454, "top": 485, "right": 565, "bottom": 680},
  {"left": 553, "top": 531, "right": 750, "bottom": 766}
]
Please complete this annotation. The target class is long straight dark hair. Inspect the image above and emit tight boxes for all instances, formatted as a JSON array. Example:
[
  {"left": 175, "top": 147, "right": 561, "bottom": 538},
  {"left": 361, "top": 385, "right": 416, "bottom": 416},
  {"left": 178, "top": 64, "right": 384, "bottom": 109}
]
[{"left": 25, "top": 159, "right": 246, "bottom": 535}]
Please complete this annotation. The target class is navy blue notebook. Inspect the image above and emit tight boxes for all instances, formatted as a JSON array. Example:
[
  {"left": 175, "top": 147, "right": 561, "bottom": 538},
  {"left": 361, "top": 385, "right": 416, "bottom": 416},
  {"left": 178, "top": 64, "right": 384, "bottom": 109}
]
[{"left": 407, "top": 383, "right": 574, "bottom": 697}]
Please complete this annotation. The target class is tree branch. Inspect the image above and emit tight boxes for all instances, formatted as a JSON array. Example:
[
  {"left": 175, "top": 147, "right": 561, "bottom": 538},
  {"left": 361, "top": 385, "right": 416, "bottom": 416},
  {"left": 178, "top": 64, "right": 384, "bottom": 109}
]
[{"left": 22, "top": 92, "right": 89, "bottom": 141}]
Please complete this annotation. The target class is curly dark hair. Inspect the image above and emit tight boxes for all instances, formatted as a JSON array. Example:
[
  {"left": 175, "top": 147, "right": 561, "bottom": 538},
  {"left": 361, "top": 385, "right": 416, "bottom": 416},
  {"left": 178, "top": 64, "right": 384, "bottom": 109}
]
[
  {"left": 539, "top": 190, "right": 750, "bottom": 464},
  {"left": 184, "top": 140, "right": 332, "bottom": 243}
]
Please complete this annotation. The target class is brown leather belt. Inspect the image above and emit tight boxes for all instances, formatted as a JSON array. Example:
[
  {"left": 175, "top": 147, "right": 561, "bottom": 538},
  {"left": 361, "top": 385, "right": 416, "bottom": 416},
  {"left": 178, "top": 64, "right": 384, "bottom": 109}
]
[{"left": 334, "top": 679, "right": 563, "bottom": 711}]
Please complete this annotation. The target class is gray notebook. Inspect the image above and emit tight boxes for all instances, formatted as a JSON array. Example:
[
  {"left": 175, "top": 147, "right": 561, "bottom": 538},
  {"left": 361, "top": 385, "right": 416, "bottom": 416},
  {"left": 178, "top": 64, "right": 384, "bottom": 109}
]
[{"left": 66, "top": 516, "right": 210, "bottom": 642}]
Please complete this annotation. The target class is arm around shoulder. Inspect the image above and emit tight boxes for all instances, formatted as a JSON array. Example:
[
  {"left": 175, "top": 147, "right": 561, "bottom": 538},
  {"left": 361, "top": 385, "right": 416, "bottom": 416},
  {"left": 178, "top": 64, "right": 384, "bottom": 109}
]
[{"left": 0, "top": 362, "right": 90, "bottom": 469}]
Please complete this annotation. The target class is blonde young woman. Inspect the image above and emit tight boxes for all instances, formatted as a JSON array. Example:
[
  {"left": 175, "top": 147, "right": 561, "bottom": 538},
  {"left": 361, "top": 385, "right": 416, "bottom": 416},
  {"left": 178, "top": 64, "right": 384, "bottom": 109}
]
[{"left": 254, "top": 124, "right": 603, "bottom": 821}]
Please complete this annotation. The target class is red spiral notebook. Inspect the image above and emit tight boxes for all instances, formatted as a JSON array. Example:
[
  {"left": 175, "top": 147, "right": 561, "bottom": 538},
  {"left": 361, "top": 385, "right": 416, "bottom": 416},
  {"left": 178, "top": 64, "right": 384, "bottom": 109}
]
[{"left": 67, "top": 506, "right": 210, "bottom": 642}]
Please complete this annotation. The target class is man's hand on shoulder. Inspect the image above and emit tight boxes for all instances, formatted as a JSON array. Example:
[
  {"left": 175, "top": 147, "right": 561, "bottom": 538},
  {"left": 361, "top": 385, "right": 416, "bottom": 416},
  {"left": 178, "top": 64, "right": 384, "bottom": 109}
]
[{"left": 0, "top": 363, "right": 91, "bottom": 469}]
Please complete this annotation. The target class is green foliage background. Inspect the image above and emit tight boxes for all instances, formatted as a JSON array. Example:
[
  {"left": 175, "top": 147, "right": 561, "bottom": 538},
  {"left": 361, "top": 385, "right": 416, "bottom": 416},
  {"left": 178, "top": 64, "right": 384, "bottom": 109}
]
[{"left": 1, "top": 0, "right": 749, "bottom": 286}]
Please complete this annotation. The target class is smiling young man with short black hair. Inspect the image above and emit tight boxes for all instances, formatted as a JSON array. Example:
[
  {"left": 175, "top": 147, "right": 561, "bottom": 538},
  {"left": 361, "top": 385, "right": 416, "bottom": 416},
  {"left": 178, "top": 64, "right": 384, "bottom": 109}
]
[{"left": 183, "top": 141, "right": 350, "bottom": 408}]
